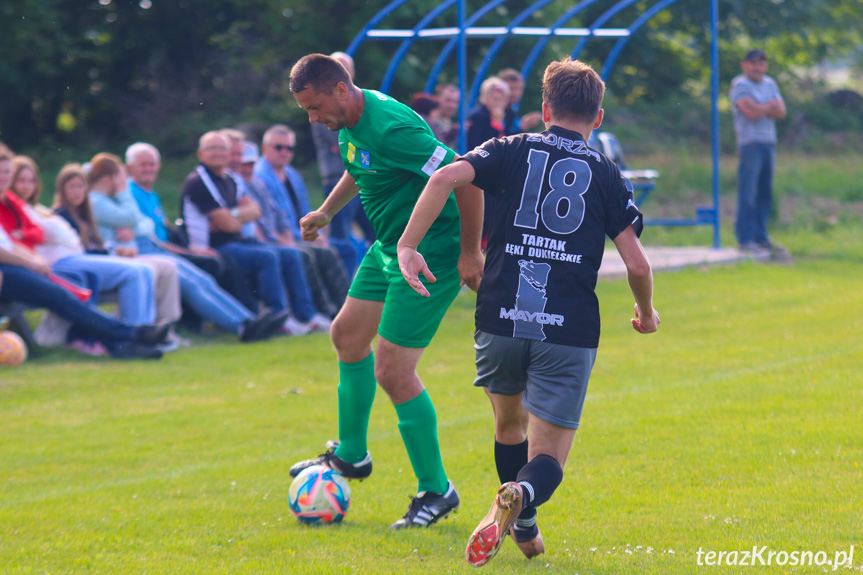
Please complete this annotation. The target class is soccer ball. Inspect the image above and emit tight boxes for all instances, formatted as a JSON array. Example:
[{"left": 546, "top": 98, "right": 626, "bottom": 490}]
[
  {"left": 0, "top": 331, "right": 27, "bottom": 367},
  {"left": 288, "top": 465, "right": 351, "bottom": 524}
]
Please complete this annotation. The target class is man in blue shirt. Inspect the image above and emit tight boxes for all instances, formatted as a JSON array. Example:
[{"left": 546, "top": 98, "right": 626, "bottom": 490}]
[
  {"left": 126, "top": 142, "right": 225, "bottom": 279},
  {"left": 124, "top": 142, "right": 287, "bottom": 341},
  {"left": 254, "top": 124, "right": 350, "bottom": 318}
]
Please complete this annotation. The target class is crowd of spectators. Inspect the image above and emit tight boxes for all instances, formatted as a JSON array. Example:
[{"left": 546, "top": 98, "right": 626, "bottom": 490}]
[
  {"left": 0, "top": 124, "right": 356, "bottom": 360},
  {"left": 0, "top": 65, "right": 543, "bottom": 363}
]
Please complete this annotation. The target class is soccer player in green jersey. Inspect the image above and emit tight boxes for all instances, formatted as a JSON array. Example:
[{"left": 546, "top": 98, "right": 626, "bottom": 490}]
[{"left": 286, "top": 53, "right": 484, "bottom": 529}]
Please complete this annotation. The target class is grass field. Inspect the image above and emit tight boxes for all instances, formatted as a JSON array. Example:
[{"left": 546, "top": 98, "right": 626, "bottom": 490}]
[{"left": 2, "top": 258, "right": 861, "bottom": 573}]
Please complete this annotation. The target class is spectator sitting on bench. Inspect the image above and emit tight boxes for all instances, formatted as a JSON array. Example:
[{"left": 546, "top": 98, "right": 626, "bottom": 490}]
[
  {"left": 91, "top": 152, "right": 286, "bottom": 343},
  {"left": 254, "top": 124, "right": 350, "bottom": 318},
  {"left": 87, "top": 153, "right": 183, "bottom": 350},
  {"left": 125, "top": 142, "right": 226, "bottom": 281},
  {"left": 222, "top": 129, "right": 334, "bottom": 330},
  {"left": 0, "top": 144, "right": 167, "bottom": 359},
  {"left": 9, "top": 158, "right": 158, "bottom": 335},
  {"left": 180, "top": 130, "right": 322, "bottom": 335}
]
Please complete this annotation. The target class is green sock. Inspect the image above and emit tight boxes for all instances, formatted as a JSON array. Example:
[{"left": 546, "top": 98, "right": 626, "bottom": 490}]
[
  {"left": 394, "top": 389, "right": 448, "bottom": 495},
  {"left": 334, "top": 353, "right": 376, "bottom": 463}
]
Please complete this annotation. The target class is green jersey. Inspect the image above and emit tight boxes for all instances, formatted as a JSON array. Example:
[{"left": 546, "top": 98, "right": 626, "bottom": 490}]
[{"left": 339, "top": 89, "right": 460, "bottom": 267}]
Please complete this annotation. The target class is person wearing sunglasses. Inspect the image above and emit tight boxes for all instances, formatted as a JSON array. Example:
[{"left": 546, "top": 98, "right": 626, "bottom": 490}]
[{"left": 253, "top": 124, "right": 350, "bottom": 321}]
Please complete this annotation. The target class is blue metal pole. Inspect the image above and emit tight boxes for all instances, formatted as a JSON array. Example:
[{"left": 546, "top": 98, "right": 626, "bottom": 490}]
[
  {"left": 346, "top": 0, "right": 413, "bottom": 57},
  {"left": 601, "top": 0, "right": 680, "bottom": 81},
  {"left": 378, "top": 0, "right": 459, "bottom": 95},
  {"left": 423, "top": 0, "right": 510, "bottom": 94},
  {"left": 710, "top": 0, "right": 721, "bottom": 248},
  {"left": 520, "top": 0, "right": 602, "bottom": 81},
  {"left": 458, "top": 0, "right": 468, "bottom": 154},
  {"left": 469, "top": 0, "right": 560, "bottom": 107},
  {"left": 570, "top": 0, "right": 641, "bottom": 60}
]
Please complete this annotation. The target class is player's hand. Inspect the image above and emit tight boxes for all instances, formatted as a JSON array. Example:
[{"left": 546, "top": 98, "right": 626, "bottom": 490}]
[
  {"left": 631, "top": 303, "right": 660, "bottom": 334},
  {"left": 397, "top": 245, "right": 435, "bottom": 297},
  {"left": 457, "top": 248, "right": 484, "bottom": 292},
  {"left": 299, "top": 211, "right": 330, "bottom": 242}
]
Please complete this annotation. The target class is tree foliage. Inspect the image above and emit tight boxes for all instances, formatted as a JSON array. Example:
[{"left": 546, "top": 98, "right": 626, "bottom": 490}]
[{"left": 1, "top": 0, "right": 860, "bottom": 151}]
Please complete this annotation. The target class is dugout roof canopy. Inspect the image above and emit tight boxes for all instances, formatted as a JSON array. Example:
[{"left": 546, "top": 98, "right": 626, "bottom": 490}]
[{"left": 346, "top": 0, "right": 723, "bottom": 247}]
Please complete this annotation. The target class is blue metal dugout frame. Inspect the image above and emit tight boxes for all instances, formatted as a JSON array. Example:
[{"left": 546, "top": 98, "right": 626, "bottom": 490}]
[{"left": 346, "top": 0, "right": 722, "bottom": 248}]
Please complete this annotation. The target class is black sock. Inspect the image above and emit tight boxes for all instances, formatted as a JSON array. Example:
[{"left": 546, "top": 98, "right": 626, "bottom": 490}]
[
  {"left": 494, "top": 439, "right": 528, "bottom": 483},
  {"left": 495, "top": 439, "right": 536, "bottom": 521},
  {"left": 517, "top": 454, "right": 563, "bottom": 510}
]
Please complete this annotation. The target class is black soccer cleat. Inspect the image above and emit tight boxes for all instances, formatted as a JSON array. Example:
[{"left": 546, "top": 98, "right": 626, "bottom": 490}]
[
  {"left": 288, "top": 441, "right": 372, "bottom": 480},
  {"left": 390, "top": 481, "right": 460, "bottom": 530}
]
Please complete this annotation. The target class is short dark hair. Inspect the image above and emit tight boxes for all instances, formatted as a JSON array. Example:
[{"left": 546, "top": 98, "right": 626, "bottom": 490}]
[
  {"left": 542, "top": 57, "right": 605, "bottom": 124},
  {"left": 435, "top": 83, "right": 458, "bottom": 95},
  {"left": 744, "top": 49, "right": 767, "bottom": 62},
  {"left": 410, "top": 93, "right": 439, "bottom": 115},
  {"left": 497, "top": 68, "right": 523, "bottom": 83},
  {"left": 289, "top": 53, "right": 352, "bottom": 95}
]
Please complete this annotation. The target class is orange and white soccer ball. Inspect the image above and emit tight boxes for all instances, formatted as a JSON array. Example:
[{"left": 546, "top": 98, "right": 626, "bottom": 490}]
[{"left": 0, "top": 331, "right": 28, "bottom": 367}]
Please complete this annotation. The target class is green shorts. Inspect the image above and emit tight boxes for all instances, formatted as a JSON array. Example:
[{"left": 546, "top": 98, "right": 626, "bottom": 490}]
[{"left": 348, "top": 241, "right": 461, "bottom": 348}]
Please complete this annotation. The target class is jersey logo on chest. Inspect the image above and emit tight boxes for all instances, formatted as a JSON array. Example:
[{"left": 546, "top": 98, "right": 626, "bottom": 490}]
[{"left": 346, "top": 142, "right": 372, "bottom": 170}]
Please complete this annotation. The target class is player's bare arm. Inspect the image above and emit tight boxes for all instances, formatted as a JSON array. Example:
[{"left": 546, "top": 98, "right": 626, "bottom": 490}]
[
  {"left": 300, "top": 170, "right": 359, "bottom": 241},
  {"left": 453, "top": 179, "right": 484, "bottom": 292},
  {"left": 613, "top": 225, "right": 660, "bottom": 333},
  {"left": 398, "top": 161, "right": 478, "bottom": 296}
]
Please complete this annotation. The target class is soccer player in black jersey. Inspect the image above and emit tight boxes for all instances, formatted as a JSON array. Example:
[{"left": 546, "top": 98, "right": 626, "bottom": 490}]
[{"left": 397, "top": 57, "right": 661, "bottom": 566}]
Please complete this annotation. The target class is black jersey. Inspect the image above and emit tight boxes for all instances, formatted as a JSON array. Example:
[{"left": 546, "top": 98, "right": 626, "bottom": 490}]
[{"left": 461, "top": 125, "right": 642, "bottom": 348}]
